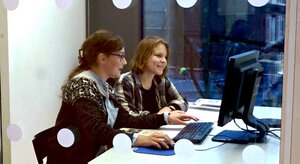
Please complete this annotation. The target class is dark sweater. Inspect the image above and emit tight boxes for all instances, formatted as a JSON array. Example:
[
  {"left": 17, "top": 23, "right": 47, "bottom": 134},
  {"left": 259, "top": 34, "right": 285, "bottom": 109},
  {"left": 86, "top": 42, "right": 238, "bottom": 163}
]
[{"left": 46, "top": 76, "right": 166, "bottom": 164}]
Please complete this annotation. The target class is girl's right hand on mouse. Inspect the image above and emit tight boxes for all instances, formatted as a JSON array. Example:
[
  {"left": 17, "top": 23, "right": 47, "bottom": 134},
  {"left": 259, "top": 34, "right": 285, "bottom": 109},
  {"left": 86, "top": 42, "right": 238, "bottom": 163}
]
[{"left": 133, "top": 132, "right": 174, "bottom": 149}]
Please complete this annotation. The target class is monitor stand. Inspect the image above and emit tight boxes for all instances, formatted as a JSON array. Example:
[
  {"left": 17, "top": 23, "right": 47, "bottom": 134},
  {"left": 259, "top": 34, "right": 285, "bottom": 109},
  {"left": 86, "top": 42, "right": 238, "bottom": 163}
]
[
  {"left": 213, "top": 116, "right": 268, "bottom": 144},
  {"left": 212, "top": 130, "right": 267, "bottom": 144}
]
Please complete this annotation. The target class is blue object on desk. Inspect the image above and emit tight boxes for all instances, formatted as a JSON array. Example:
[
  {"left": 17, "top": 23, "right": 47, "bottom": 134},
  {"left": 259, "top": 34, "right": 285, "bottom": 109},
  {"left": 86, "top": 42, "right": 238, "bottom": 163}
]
[{"left": 133, "top": 147, "right": 175, "bottom": 156}]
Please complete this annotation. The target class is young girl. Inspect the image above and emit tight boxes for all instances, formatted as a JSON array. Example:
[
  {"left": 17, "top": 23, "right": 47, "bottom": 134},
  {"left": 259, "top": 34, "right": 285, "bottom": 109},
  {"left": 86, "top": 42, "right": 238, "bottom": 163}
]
[{"left": 114, "top": 36, "right": 188, "bottom": 117}]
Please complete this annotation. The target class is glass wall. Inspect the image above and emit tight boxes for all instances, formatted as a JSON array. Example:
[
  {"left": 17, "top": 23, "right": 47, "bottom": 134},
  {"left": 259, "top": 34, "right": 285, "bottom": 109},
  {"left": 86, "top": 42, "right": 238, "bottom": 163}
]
[{"left": 143, "top": 0, "right": 285, "bottom": 107}]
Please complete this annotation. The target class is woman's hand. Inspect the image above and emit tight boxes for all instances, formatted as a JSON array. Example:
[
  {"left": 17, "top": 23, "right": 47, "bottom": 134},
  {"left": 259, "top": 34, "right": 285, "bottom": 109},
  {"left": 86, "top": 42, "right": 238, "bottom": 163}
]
[
  {"left": 168, "top": 111, "right": 199, "bottom": 125},
  {"left": 133, "top": 132, "right": 174, "bottom": 149}
]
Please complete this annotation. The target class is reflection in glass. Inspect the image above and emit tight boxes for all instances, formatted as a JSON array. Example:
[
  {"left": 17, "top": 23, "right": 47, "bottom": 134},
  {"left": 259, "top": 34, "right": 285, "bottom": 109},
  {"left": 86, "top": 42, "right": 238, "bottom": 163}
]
[{"left": 143, "top": 0, "right": 285, "bottom": 107}]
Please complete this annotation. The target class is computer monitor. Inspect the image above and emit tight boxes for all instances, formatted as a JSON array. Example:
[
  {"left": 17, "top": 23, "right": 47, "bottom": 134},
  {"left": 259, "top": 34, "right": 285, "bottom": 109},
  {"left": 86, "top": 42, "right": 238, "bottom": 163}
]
[{"left": 212, "top": 50, "right": 269, "bottom": 144}]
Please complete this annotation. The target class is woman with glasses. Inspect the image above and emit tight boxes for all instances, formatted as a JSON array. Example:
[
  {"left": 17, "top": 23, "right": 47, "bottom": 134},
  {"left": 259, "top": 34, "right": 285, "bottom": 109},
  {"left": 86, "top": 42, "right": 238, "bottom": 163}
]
[
  {"left": 114, "top": 36, "right": 188, "bottom": 117},
  {"left": 45, "top": 30, "right": 198, "bottom": 163}
]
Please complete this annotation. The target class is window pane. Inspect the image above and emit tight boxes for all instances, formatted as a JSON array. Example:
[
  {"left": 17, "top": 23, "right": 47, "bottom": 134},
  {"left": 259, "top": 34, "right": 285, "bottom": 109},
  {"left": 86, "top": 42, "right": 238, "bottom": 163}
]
[{"left": 143, "top": 0, "right": 285, "bottom": 107}]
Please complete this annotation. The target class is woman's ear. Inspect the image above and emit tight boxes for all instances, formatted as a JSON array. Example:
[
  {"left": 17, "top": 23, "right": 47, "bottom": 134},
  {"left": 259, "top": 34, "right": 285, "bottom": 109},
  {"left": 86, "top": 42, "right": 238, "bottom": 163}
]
[{"left": 97, "top": 53, "right": 107, "bottom": 64}]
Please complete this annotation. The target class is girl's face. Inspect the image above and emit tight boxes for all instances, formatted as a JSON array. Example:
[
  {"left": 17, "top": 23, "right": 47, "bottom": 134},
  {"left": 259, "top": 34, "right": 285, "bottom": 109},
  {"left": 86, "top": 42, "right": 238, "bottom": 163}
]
[
  {"left": 144, "top": 43, "right": 168, "bottom": 76},
  {"left": 103, "top": 47, "right": 127, "bottom": 79}
]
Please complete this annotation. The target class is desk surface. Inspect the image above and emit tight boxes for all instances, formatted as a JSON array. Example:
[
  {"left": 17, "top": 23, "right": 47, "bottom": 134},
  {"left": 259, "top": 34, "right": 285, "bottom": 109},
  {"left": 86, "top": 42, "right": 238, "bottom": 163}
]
[{"left": 89, "top": 106, "right": 281, "bottom": 164}]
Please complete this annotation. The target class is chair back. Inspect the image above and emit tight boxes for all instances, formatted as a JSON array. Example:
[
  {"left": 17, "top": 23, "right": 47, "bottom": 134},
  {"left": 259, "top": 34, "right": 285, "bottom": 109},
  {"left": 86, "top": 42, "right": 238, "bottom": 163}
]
[{"left": 32, "top": 127, "right": 54, "bottom": 164}]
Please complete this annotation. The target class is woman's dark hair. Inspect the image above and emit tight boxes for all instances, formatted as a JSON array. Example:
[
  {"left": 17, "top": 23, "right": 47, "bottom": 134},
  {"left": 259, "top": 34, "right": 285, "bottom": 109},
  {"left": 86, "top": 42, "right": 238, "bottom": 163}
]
[
  {"left": 130, "top": 36, "right": 170, "bottom": 77},
  {"left": 229, "top": 19, "right": 253, "bottom": 40},
  {"left": 68, "top": 29, "right": 124, "bottom": 79}
]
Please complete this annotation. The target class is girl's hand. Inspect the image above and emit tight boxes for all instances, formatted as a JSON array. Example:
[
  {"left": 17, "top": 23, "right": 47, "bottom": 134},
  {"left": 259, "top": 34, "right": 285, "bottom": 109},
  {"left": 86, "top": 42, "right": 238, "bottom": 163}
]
[
  {"left": 134, "top": 132, "right": 174, "bottom": 149},
  {"left": 168, "top": 111, "right": 199, "bottom": 125}
]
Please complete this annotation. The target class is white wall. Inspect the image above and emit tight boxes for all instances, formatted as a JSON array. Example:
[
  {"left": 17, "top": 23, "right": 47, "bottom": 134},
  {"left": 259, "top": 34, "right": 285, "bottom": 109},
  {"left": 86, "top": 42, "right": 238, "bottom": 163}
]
[{"left": 4, "top": 1, "right": 85, "bottom": 163}]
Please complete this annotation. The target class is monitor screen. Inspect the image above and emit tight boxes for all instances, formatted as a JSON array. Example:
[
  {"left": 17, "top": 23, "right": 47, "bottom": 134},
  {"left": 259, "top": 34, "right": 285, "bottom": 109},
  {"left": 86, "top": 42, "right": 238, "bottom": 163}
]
[{"left": 213, "top": 50, "right": 269, "bottom": 143}]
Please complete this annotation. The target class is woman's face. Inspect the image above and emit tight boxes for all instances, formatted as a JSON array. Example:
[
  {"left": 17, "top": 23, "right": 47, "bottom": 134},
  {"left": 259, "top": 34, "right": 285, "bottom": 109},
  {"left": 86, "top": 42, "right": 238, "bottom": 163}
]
[
  {"left": 103, "top": 47, "right": 127, "bottom": 79},
  {"left": 144, "top": 43, "right": 167, "bottom": 76}
]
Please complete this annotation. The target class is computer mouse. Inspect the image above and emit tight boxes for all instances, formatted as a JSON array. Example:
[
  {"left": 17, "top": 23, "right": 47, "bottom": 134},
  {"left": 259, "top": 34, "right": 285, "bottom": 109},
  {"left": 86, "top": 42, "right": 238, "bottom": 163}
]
[{"left": 149, "top": 143, "right": 174, "bottom": 150}]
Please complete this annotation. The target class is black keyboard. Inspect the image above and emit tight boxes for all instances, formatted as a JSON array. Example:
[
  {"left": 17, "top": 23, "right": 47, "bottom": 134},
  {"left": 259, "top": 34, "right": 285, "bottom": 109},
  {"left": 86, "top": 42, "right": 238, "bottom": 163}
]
[{"left": 173, "top": 122, "right": 213, "bottom": 144}]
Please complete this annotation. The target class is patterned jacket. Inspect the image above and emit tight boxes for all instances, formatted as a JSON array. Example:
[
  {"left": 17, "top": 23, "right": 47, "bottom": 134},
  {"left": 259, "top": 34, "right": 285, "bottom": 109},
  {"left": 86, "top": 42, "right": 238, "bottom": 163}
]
[
  {"left": 114, "top": 71, "right": 188, "bottom": 116},
  {"left": 46, "top": 71, "right": 166, "bottom": 164}
]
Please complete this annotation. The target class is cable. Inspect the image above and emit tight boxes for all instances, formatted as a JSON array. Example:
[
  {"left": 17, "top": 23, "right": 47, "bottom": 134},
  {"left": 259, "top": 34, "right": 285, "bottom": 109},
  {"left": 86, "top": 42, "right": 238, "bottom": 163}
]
[
  {"left": 267, "top": 129, "right": 281, "bottom": 140},
  {"left": 233, "top": 118, "right": 281, "bottom": 140},
  {"left": 233, "top": 119, "right": 256, "bottom": 132},
  {"left": 194, "top": 142, "right": 227, "bottom": 151}
]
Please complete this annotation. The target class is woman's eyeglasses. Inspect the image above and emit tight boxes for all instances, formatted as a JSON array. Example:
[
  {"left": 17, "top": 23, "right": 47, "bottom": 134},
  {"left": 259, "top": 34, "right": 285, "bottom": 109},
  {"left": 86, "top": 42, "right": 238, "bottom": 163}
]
[{"left": 110, "top": 52, "right": 126, "bottom": 61}]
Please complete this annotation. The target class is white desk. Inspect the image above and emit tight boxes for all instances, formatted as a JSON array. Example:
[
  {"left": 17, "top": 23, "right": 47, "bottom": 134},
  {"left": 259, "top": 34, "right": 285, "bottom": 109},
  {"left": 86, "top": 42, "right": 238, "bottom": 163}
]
[{"left": 89, "top": 106, "right": 281, "bottom": 164}]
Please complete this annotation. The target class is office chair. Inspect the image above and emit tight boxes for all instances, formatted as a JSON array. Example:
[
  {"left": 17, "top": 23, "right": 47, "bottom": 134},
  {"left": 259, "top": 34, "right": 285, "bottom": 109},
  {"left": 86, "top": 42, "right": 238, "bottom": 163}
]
[{"left": 32, "top": 127, "right": 54, "bottom": 164}]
